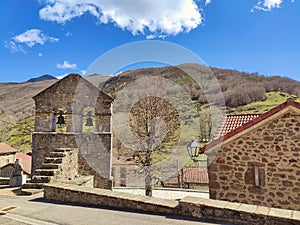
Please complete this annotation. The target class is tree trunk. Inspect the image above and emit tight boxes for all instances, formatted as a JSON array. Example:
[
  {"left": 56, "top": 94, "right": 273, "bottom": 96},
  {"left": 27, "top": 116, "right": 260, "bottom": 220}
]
[{"left": 145, "top": 166, "right": 152, "bottom": 197}]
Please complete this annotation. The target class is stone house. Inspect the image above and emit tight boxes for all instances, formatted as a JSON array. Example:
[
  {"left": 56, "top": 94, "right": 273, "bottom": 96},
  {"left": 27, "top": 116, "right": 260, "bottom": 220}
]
[
  {"left": 0, "top": 154, "right": 31, "bottom": 178},
  {"left": 200, "top": 98, "right": 300, "bottom": 210},
  {"left": 162, "top": 166, "right": 209, "bottom": 189},
  {"left": 16, "top": 153, "right": 32, "bottom": 176},
  {"left": 0, "top": 143, "right": 17, "bottom": 167},
  {"left": 26, "top": 74, "right": 113, "bottom": 190}
]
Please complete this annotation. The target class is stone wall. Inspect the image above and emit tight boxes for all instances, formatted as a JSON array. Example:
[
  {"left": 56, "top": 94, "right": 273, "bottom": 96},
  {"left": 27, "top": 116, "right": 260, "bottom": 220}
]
[
  {"left": 52, "top": 148, "right": 79, "bottom": 182},
  {"left": 43, "top": 183, "right": 300, "bottom": 225},
  {"left": 208, "top": 110, "right": 300, "bottom": 210},
  {"left": 33, "top": 74, "right": 113, "bottom": 133},
  {"left": 32, "top": 132, "right": 112, "bottom": 189},
  {"left": 31, "top": 74, "right": 113, "bottom": 190}
]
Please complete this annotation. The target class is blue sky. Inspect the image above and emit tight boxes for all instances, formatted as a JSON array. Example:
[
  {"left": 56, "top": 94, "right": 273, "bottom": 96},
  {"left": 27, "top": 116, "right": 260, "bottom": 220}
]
[{"left": 0, "top": 0, "right": 299, "bottom": 82}]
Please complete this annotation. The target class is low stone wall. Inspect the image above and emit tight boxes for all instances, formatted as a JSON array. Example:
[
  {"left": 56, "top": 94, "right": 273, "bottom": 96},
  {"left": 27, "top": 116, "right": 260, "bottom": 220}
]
[
  {"left": 44, "top": 183, "right": 178, "bottom": 215},
  {"left": 180, "top": 196, "right": 300, "bottom": 225},
  {"left": 44, "top": 183, "right": 300, "bottom": 225}
]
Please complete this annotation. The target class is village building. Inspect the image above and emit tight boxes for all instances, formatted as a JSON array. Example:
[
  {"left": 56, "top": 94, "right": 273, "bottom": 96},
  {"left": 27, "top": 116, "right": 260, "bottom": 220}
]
[
  {"left": 0, "top": 143, "right": 17, "bottom": 167},
  {"left": 181, "top": 166, "right": 209, "bottom": 189},
  {"left": 16, "top": 152, "right": 32, "bottom": 176},
  {"left": 0, "top": 152, "right": 32, "bottom": 185},
  {"left": 23, "top": 74, "right": 113, "bottom": 191},
  {"left": 201, "top": 98, "right": 300, "bottom": 210}
]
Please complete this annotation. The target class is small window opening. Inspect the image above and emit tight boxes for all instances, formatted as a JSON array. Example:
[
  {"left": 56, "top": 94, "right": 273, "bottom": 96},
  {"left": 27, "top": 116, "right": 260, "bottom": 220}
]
[{"left": 254, "top": 166, "right": 260, "bottom": 186}]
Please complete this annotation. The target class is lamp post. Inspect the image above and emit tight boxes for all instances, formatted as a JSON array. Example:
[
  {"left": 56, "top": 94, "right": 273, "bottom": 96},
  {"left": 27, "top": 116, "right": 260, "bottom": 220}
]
[
  {"left": 187, "top": 139, "right": 208, "bottom": 167},
  {"left": 187, "top": 140, "right": 201, "bottom": 161}
]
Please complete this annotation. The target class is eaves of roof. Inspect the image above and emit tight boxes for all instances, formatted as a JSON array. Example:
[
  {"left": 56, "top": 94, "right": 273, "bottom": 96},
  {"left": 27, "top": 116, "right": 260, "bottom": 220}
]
[{"left": 200, "top": 98, "right": 300, "bottom": 153}]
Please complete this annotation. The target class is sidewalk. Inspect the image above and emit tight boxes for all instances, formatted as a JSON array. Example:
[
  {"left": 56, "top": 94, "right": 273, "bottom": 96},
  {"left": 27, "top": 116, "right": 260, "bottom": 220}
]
[{"left": 114, "top": 187, "right": 209, "bottom": 199}]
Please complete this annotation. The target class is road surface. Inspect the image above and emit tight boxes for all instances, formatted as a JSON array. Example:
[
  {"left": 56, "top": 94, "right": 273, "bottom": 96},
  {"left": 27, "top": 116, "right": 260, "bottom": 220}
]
[{"left": 0, "top": 187, "right": 232, "bottom": 225}]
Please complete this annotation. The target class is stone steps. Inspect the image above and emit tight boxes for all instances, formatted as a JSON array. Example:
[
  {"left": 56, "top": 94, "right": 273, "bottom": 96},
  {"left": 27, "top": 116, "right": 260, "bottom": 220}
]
[
  {"left": 44, "top": 157, "right": 63, "bottom": 164},
  {"left": 35, "top": 169, "right": 58, "bottom": 176},
  {"left": 22, "top": 182, "right": 44, "bottom": 189},
  {"left": 22, "top": 148, "right": 75, "bottom": 195},
  {"left": 49, "top": 152, "right": 65, "bottom": 158},
  {"left": 21, "top": 188, "right": 43, "bottom": 195},
  {"left": 31, "top": 175, "right": 52, "bottom": 183},
  {"left": 40, "top": 163, "right": 60, "bottom": 169},
  {"left": 53, "top": 148, "right": 74, "bottom": 152}
]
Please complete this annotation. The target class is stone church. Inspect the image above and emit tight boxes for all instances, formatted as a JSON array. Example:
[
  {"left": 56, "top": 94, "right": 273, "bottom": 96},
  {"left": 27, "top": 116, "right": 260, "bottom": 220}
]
[{"left": 24, "top": 74, "right": 113, "bottom": 190}]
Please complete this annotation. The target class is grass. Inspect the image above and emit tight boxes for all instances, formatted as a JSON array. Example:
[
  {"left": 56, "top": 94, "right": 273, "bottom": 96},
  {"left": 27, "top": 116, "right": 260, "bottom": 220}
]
[
  {"left": 228, "top": 92, "right": 300, "bottom": 114},
  {"left": 7, "top": 116, "right": 34, "bottom": 153}
]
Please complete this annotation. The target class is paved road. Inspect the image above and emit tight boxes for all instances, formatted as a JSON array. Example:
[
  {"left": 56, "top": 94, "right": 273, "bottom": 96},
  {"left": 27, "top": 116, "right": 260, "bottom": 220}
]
[{"left": 0, "top": 193, "right": 232, "bottom": 225}]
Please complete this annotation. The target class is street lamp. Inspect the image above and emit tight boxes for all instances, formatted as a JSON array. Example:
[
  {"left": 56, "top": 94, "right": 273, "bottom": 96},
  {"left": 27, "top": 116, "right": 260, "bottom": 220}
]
[{"left": 187, "top": 140, "right": 201, "bottom": 161}]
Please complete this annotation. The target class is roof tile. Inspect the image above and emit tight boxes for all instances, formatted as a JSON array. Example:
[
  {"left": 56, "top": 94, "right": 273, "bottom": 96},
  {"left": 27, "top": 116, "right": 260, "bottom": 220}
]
[{"left": 201, "top": 98, "right": 300, "bottom": 152}]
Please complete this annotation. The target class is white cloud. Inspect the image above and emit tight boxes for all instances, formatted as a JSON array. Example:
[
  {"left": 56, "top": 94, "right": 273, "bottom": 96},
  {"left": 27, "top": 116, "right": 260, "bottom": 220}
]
[
  {"left": 65, "top": 32, "right": 72, "bottom": 37},
  {"left": 13, "top": 29, "right": 59, "bottom": 47},
  {"left": 39, "top": 0, "right": 202, "bottom": 37},
  {"left": 252, "top": 0, "right": 294, "bottom": 11},
  {"left": 5, "top": 41, "right": 27, "bottom": 54},
  {"left": 38, "top": 52, "right": 43, "bottom": 57},
  {"left": 205, "top": 0, "right": 212, "bottom": 5},
  {"left": 57, "top": 60, "right": 77, "bottom": 69}
]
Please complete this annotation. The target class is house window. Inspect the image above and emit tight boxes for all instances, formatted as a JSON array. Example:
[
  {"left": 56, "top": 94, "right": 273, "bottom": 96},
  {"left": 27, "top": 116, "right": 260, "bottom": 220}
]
[
  {"left": 254, "top": 166, "right": 260, "bottom": 186},
  {"left": 245, "top": 163, "right": 265, "bottom": 187}
]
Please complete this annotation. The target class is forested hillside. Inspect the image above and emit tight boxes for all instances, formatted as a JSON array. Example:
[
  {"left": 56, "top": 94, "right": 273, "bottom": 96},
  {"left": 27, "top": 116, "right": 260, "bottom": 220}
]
[
  {"left": 1, "top": 64, "right": 299, "bottom": 153},
  {"left": 212, "top": 67, "right": 300, "bottom": 107}
]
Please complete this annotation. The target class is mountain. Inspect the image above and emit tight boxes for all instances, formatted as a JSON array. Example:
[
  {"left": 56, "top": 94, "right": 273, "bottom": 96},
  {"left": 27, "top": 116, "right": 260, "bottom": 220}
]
[
  {"left": 0, "top": 66, "right": 300, "bottom": 153},
  {"left": 1, "top": 66, "right": 299, "bottom": 121},
  {"left": 102, "top": 64, "right": 300, "bottom": 108},
  {"left": 26, "top": 74, "right": 58, "bottom": 83}
]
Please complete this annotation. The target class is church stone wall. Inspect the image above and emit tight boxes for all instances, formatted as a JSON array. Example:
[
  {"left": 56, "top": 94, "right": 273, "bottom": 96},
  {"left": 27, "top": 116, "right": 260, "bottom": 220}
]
[{"left": 32, "top": 132, "right": 112, "bottom": 189}]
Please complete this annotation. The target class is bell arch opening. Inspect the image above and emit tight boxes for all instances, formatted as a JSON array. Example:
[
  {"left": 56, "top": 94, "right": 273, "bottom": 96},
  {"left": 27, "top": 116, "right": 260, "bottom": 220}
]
[
  {"left": 53, "top": 106, "right": 67, "bottom": 133},
  {"left": 82, "top": 106, "right": 96, "bottom": 133}
]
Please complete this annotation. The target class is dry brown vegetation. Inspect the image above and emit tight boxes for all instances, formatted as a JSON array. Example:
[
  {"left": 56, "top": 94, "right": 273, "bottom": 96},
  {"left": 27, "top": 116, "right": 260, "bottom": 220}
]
[{"left": 0, "top": 66, "right": 299, "bottom": 153}]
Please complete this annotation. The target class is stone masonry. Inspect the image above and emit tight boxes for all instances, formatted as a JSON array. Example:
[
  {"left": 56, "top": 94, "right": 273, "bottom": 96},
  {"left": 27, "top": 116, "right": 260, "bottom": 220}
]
[
  {"left": 208, "top": 106, "right": 300, "bottom": 210},
  {"left": 27, "top": 74, "right": 113, "bottom": 190}
]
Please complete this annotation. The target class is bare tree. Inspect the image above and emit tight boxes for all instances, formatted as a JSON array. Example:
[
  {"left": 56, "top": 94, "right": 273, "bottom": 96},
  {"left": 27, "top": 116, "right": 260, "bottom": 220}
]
[
  {"left": 199, "top": 108, "right": 212, "bottom": 142},
  {"left": 129, "top": 96, "right": 180, "bottom": 196}
]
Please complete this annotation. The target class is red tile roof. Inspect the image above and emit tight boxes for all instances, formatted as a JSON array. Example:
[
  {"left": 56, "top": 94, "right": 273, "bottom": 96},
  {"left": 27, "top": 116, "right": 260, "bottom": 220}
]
[
  {"left": 182, "top": 166, "right": 209, "bottom": 184},
  {"left": 16, "top": 153, "right": 32, "bottom": 175},
  {"left": 213, "top": 114, "right": 260, "bottom": 140},
  {"left": 0, "top": 143, "right": 18, "bottom": 155},
  {"left": 201, "top": 98, "right": 300, "bottom": 153}
]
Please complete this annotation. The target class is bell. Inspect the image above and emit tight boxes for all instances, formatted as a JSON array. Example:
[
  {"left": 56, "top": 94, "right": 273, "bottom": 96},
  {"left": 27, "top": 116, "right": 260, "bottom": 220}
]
[
  {"left": 85, "top": 117, "right": 93, "bottom": 127},
  {"left": 56, "top": 111, "right": 65, "bottom": 127}
]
